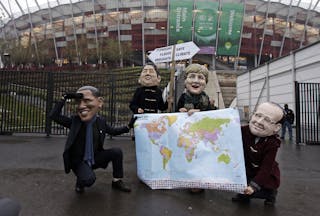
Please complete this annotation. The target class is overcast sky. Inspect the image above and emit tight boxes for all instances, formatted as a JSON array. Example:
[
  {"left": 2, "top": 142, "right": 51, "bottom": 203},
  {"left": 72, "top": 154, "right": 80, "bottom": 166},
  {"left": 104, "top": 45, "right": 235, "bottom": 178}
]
[{"left": 0, "top": 0, "right": 81, "bottom": 19}]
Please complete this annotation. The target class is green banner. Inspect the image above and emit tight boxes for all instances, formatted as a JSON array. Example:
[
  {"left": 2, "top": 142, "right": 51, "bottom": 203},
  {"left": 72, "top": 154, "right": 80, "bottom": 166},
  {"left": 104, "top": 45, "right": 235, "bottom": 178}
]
[
  {"left": 217, "top": 3, "right": 244, "bottom": 56},
  {"left": 169, "top": 0, "right": 193, "bottom": 45},
  {"left": 194, "top": 0, "right": 219, "bottom": 47}
]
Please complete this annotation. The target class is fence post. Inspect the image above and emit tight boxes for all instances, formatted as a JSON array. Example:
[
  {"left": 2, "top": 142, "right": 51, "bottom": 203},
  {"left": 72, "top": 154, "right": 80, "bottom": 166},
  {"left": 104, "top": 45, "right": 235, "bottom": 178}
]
[
  {"left": 108, "top": 73, "right": 115, "bottom": 139},
  {"left": 0, "top": 71, "right": 3, "bottom": 134},
  {"left": 45, "top": 71, "right": 54, "bottom": 137},
  {"left": 295, "top": 81, "right": 300, "bottom": 144}
]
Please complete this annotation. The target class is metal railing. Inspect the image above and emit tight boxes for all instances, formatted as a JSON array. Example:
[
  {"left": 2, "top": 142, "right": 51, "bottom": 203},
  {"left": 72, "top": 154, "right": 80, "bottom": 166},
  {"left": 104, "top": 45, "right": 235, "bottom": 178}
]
[
  {"left": 295, "top": 82, "right": 320, "bottom": 145},
  {"left": 0, "top": 69, "right": 142, "bottom": 136}
]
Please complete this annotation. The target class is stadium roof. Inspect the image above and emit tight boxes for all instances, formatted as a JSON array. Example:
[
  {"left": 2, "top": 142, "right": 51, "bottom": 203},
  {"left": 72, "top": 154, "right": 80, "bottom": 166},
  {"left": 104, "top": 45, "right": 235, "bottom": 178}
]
[{"left": 0, "top": 0, "right": 319, "bottom": 25}]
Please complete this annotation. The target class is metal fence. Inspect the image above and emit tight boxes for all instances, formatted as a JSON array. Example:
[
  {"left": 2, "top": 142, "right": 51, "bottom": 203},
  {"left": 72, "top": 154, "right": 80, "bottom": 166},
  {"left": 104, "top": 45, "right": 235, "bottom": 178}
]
[
  {"left": 295, "top": 82, "right": 320, "bottom": 145},
  {"left": 0, "top": 69, "right": 143, "bottom": 136}
]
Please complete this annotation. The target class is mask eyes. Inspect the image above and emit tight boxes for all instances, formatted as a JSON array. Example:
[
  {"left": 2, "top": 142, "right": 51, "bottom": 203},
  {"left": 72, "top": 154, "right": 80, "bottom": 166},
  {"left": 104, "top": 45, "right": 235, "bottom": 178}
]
[
  {"left": 142, "top": 68, "right": 156, "bottom": 74},
  {"left": 187, "top": 73, "right": 205, "bottom": 81},
  {"left": 253, "top": 113, "right": 277, "bottom": 125}
]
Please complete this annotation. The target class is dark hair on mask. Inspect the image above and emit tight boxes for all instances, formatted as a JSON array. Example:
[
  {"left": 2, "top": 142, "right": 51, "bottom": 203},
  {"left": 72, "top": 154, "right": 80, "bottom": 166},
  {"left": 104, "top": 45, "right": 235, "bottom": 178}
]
[
  {"left": 144, "top": 61, "right": 159, "bottom": 76},
  {"left": 77, "top": 86, "right": 101, "bottom": 97}
]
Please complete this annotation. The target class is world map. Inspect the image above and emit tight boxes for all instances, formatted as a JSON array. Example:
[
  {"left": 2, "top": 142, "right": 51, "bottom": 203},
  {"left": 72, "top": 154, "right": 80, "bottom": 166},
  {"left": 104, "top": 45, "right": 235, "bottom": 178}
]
[{"left": 134, "top": 108, "right": 247, "bottom": 193}]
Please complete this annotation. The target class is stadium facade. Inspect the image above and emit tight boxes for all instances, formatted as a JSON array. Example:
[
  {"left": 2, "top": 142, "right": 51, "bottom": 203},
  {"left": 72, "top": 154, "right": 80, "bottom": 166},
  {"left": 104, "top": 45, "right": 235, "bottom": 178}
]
[{"left": 0, "top": 0, "right": 319, "bottom": 69}]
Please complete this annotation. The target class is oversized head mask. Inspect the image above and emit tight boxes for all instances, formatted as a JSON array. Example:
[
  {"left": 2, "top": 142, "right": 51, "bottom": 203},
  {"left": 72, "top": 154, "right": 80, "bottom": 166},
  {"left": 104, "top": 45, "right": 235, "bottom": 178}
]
[
  {"left": 184, "top": 64, "right": 208, "bottom": 95},
  {"left": 138, "top": 64, "right": 161, "bottom": 87}
]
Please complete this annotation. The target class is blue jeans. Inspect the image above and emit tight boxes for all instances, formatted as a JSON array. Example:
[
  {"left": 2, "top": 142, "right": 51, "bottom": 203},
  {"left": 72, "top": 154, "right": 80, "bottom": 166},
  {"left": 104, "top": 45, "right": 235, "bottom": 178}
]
[{"left": 281, "top": 121, "right": 292, "bottom": 139}]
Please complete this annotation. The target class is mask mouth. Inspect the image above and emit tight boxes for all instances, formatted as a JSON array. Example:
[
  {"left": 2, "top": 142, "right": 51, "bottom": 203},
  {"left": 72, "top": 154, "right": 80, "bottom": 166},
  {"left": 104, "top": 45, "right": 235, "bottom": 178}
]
[
  {"left": 251, "top": 121, "right": 265, "bottom": 130},
  {"left": 78, "top": 108, "right": 90, "bottom": 116},
  {"left": 191, "top": 83, "right": 200, "bottom": 88},
  {"left": 144, "top": 75, "right": 152, "bottom": 80}
]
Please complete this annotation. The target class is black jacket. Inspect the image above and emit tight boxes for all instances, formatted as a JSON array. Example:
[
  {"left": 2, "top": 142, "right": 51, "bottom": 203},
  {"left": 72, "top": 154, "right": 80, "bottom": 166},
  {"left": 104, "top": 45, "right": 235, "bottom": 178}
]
[
  {"left": 176, "top": 92, "right": 211, "bottom": 112},
  {"left": 129, "top": 86, "right": 167, "bottom": 113},
  {"left": 49, "top": 100, "right": 129, "bottom": 173},
  {"left": 284, "top": 108, "right": 294, "bottom": 124}
]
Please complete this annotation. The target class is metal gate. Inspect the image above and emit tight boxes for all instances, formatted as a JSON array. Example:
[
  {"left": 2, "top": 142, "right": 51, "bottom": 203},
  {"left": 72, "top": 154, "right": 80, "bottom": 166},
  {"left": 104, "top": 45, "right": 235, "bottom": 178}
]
[
  {"left": 0, "top": 70, "right": 140, "bottom": 136},
  {"left": 295, "top": 82, "right": 320, "bottom": 145}
]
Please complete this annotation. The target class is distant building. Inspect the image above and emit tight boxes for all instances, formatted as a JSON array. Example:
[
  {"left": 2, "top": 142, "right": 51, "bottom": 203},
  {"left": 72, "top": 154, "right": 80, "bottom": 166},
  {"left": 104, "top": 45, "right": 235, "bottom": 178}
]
[{"left": 0, "top": 0, "right": 319, "bottom": 68}]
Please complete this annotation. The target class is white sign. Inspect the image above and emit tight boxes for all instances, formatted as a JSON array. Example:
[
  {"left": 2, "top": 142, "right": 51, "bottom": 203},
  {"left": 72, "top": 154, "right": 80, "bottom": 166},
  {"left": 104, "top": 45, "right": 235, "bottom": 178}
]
[{"left": 148, "top": 41, "right": 200, "bottom": 64}]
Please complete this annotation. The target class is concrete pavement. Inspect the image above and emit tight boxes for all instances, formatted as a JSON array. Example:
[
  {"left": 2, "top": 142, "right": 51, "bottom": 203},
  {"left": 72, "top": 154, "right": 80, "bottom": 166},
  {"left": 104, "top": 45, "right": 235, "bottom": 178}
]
[{"left": 0, "top": 134, "right": 319, "bottom": 216}]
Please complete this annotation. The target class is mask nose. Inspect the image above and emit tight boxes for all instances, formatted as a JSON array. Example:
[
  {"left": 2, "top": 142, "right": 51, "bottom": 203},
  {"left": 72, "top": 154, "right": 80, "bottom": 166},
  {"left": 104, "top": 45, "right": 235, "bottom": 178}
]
[
  {"left": 77, "top": 100, "right": 86, "bottom": 109},
  {"left": 193, "top": 76, "right": 200, "bottom": 83},
  {"left": 255, "top": 116, "right": 265, "bottom": 124}
]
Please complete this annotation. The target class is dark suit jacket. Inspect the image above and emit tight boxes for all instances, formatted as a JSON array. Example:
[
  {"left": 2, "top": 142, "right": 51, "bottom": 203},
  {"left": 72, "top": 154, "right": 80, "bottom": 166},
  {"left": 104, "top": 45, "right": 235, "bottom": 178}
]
[
  {"left": 49, "top": 100, "right": 129, "bottom": 173},
  {"left": 241, "top": 125, "right": 280, "bottom": 190}
]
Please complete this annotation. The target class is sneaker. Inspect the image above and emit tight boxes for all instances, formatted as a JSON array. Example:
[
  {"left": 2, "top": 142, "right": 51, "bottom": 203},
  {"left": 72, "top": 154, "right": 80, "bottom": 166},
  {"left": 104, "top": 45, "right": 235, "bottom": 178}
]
[
  {"left": 75, "top": 185, "right": 85, "bottom": 194},
  {"left": 231, "top": 194, "right": 250, "bottom": 203},
  {"left": 112, "top": 180, "right": 131, "bottom": 192}
]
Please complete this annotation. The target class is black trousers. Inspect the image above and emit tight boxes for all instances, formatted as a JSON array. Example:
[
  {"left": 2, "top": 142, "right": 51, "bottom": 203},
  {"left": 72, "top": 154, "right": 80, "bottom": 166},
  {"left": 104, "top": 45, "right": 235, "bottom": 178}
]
[
  {"left": 252, "top": 188, "right": 277, "bottom": 200},
  {"left": 72, "top": 147, "right": 124, "bottom": 188}
]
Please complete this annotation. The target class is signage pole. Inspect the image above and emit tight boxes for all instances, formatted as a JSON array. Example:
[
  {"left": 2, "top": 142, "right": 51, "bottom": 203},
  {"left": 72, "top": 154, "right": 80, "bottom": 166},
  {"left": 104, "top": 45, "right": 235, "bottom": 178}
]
[
  {"left": 147, "top": 42, "right": 200, "bottom": 112},
  {"left": 168, "top": 45, "right": 176, "bottom": 113}
]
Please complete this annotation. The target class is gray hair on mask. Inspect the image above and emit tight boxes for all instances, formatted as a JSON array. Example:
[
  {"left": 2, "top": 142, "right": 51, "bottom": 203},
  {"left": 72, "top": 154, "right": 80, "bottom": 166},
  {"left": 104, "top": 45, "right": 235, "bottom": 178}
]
[{"left": 77, "top": 86, "right": 101, "bottom": 97}]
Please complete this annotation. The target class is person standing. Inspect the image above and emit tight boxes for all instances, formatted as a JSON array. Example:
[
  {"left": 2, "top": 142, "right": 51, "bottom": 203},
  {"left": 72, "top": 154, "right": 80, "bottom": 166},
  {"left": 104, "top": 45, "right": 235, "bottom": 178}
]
[
  {"left": 129, "top": 62, "right": 168, "bottom": 114},
  {"left": 280, "top": 104, "right": 294, "bottom": 140},
  {"left": 176, "top": 63, "right": 211, "bottom": 193},
  {"left": 129, "top": 62, "right": 169, "bottom": 140},
  {"left": 50, "top": 86, "right": 135, "bottom": 194},
  {"left": 176, "top": 64, "right": 211, "bottom": 114}
]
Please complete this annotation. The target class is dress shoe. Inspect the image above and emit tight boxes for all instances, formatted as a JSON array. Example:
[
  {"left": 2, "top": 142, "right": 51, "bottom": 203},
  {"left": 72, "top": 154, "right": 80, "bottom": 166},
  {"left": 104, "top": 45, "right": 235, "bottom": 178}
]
[
  {"left": 231, "top": 194, "right": 250, "bottom": 203},
  {"left": 112, "top": 180, "right": 131, "bottom": 192},
  {"left": 264, "top": 198, "right": 276, "bottom": 206},
  {"left": 75, "top": 185, "right": 85, "bottom": 194}
]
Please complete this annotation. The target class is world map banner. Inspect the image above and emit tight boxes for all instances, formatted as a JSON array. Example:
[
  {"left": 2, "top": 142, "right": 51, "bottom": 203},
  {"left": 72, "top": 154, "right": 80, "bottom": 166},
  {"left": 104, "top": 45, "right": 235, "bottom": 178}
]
[{"left": 133, "top": 108, "right": 247, "bottom": 193}]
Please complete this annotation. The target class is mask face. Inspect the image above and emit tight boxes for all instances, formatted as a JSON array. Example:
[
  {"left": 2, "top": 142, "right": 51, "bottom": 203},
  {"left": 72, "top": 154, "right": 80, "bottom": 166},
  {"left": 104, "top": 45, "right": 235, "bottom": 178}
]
[
  {"left": 185, "top": 72, "right": 207, "bottom": 95},
  {"left": 138, "top": 65, "right": 161, "bottom": 87},
  {"left": 249, "top": 103, "right": 283, "bottom": 137},
  {"left": 76, "top": 89, "right": 103, "bottom": 122}
]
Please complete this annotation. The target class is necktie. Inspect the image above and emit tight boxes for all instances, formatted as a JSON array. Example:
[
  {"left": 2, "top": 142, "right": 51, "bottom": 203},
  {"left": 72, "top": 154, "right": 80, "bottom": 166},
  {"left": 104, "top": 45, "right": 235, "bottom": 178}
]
[{"left": 84, "top": 115, "right": 96, "bottom": 167}]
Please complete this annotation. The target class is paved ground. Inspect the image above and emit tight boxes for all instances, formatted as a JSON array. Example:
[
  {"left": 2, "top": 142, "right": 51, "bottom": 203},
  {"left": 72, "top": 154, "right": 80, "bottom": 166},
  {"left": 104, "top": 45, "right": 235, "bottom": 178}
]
[{"left": 0, "top": 134, "right": 319, "bottom": 216}]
